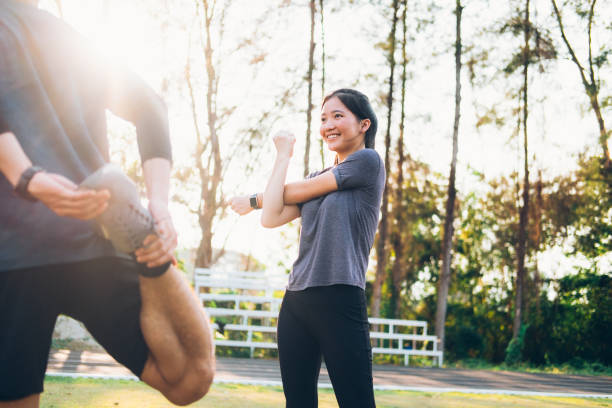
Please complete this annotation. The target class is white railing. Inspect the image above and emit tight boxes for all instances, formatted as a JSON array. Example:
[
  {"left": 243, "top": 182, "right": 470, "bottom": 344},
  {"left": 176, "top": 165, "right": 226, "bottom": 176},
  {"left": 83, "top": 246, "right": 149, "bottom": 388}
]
[
  {"left": 368, "top": 317, "right": 443, "bottom": 366},
  {"left": 195, "top": 268, "right": 442, "bottom": 366}
]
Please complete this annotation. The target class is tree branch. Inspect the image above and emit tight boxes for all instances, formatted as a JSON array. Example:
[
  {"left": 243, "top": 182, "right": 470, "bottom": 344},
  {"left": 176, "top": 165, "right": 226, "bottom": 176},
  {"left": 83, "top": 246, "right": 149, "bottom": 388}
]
[
  {"left": 550, "top": 0, "right": 590, "bottom": 91},
  {"left": 587, "top": 0, "right": 596, "bottom": 89}
]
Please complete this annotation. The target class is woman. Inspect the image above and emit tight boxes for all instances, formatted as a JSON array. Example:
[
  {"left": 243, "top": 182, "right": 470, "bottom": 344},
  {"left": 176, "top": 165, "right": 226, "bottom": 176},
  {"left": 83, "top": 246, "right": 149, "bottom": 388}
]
[{"left": 230, "top": 89, "right": 384, "bottom": 407}]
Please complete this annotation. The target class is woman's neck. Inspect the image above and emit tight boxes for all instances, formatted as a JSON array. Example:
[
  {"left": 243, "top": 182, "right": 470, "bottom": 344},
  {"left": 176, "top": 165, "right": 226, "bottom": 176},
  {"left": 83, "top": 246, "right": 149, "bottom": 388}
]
[{"left": 336, "top": 144, "right": 366, "bottom": 164}]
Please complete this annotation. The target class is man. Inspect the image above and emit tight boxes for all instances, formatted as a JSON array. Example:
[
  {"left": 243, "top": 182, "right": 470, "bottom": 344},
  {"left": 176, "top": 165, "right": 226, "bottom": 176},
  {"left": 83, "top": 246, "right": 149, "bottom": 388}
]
[{"left": 0, "top": 1, "right": 214, "bottom": 406}]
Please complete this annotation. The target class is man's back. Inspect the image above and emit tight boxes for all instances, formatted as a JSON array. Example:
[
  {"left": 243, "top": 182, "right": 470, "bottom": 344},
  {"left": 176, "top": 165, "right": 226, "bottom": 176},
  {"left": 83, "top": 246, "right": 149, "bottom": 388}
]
[
  {"left": 0, "top": 0, "right": 170, "bottom": 270},
  {"left": 0, "top": 4, "right": 215, "bottom": 406}
]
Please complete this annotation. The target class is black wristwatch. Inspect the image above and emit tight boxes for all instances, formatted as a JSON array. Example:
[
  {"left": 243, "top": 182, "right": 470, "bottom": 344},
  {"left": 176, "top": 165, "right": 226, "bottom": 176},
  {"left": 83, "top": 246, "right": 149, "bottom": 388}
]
[
  {"left": 15, "top": 166, "right": 44, "bottom": 202},
  {"left": 249, "top": 193, "right": 260, "bottom": 209}
]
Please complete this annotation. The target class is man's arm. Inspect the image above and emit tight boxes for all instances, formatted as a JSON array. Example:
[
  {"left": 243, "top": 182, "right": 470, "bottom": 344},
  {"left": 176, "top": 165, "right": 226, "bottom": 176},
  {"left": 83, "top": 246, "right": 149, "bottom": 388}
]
[
  {"left": 0, "top": 131, "right": 31, "bottom": 187},
  {"left": 0, "top": 131, "right": 109, "bottom": 219},
  {"left": 133, "top": 157, "right": 178, "bottom": 268},
  {"left": 103, "top": 67, "right": 172, "bottom": 164},
  {"left": 94, "top": 63, "right": 175, "bottom": 265}
]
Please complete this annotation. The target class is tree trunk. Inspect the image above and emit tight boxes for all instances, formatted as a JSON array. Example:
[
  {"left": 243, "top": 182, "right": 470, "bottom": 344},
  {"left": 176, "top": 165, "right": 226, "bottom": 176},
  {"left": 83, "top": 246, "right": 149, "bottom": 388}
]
[
  {"left": 186, "top": 0, "right": 224, "bottom": 269},
  {"left": 371, "top": 0, "right": 399, "bottom": 318},
  {"left": 589, "top": 93, "right": 610, "bottom": 167},
  {"left": 533, "top": 169, "right": 543, "bottom": 314},
  {"left": 434, "top": 0, "right": 462, "bottom": 353},
  {"left": 390, "top": 0, "right": 409, "bottom": 320},
  {"left": 304, "top": 0, "right": 316, "bottom": 177},
  {"left": 319, "top": 0, "right": 326, "bottom": 169},
  {"left": 513, "top": 0, "right": 531, "bottom": 339},
  {"left": 196, "top": 215, "right": 214, "bottom": 267}
]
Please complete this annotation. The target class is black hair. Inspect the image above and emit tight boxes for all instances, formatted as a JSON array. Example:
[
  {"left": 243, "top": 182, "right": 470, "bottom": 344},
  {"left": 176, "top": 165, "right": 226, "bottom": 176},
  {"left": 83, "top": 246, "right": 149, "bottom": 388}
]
[{"left": 322, "top": 88, "right": 378, "bottom": 149}]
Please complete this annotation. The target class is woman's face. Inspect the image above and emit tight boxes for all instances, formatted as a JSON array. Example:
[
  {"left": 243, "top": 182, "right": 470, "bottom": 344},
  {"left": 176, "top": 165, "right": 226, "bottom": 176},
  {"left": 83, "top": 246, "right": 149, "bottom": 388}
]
[{"left": 320, "top": 97, "right": 366, "bottom": 155}]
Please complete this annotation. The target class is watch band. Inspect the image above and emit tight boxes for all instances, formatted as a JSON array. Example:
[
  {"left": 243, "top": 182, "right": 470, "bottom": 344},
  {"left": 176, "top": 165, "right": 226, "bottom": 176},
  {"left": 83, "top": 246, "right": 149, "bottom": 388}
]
[
  {"left": 15, "top": 166, "right": 44, "bottom": 202},
  {"left": 249, "top": 193, "right": 260, "bottom": 209}
]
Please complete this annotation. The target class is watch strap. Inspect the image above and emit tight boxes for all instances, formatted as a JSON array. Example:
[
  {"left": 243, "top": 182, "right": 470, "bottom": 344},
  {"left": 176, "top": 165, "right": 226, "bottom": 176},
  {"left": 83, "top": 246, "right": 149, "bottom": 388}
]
[{"left": 15, "top": 166, "right": 44, "bottom": 202}]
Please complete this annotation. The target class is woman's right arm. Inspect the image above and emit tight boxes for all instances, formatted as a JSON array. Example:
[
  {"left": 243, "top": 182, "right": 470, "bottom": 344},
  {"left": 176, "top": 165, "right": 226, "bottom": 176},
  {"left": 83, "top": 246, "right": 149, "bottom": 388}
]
[
  {"left": 228, "top": 171, "right": 337, "bottom": 217},
  {"left": 229, "top": 132, "right": 338, "bottom": 224}
]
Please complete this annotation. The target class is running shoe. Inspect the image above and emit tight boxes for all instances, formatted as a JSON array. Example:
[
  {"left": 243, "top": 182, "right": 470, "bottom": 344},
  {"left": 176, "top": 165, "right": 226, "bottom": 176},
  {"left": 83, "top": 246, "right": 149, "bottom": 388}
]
[{"left": 80, "top": 164, "right": 155, "bottom": 253}]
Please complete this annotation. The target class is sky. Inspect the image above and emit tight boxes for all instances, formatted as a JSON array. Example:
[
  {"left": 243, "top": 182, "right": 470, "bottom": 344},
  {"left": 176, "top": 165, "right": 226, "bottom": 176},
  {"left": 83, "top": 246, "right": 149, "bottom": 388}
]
[{"left": 37, "top": 0, "right": 611, "bottom": 275}]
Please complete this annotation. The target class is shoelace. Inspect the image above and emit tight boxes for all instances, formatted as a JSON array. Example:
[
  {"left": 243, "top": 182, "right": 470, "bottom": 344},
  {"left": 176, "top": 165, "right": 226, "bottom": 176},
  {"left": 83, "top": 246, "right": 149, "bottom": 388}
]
[{"left": 100, "top": 200, "right": 154, "bottom": 252}]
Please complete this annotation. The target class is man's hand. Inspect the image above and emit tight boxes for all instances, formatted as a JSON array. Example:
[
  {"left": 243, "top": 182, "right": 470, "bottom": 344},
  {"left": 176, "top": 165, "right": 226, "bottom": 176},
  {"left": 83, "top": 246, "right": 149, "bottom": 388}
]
[
  {"left": 28, "top": 172, "right": 109, "bottom": 220},
  {"left": 229, "top": 195, "right": 254, "bottom": 216},
  {"left": 134, "top": 199, "right": 178, "bottom": 267}
]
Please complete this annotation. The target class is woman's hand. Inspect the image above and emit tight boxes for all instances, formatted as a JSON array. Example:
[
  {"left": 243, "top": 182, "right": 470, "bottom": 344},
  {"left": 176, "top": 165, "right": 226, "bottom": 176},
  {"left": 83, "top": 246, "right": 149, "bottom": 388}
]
[
  {"left": 273, "top": 130, "right": 295, "bottom": 158},
  {"left": 229, "top": 195, "right": 253, "bottom": 216}
]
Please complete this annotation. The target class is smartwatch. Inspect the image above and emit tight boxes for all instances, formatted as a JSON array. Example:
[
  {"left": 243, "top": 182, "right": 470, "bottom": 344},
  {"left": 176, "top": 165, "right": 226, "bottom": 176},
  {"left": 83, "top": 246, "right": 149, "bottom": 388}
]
[{"left": 249, "top": 193, "right": 260, "bottom": 209}]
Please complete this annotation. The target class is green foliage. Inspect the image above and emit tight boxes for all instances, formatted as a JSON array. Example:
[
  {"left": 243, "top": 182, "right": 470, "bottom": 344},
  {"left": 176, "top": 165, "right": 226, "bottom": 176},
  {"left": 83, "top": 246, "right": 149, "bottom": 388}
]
[
  {"left": 379, "top": 158, "right": 446, "bottom": 319},
  {"left": 447, "top": 323, "right": 484, "bottom": 360},
  {"left": 449, "top": 358, "right": 612, "bottom": 376},
  {"left": 498, "top": 9, "right": 557, "bottom": 76},
  {"left": 504, "top": 324, "right": 527, "bottom": 366},
  {"left": 546, "top": 155, "right": 612, "bottom": 257},
  {"left": 522, "top": 271, "right": 612, "bottom": 366},
  {"left": 593, "top": 49, "right": 611, "bottom": 68},
  {"left": 378, "top": 153, "right": 610, "bottom": 369}
]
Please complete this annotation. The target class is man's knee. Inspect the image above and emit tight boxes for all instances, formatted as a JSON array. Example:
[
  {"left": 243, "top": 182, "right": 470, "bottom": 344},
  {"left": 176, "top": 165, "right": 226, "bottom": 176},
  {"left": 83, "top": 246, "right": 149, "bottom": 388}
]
[
  {"left": 163, "top": 361, "right": 215, "bottom": 406},
  {"left": 0, "top": 393, "right": 41, "bottom": 408}
]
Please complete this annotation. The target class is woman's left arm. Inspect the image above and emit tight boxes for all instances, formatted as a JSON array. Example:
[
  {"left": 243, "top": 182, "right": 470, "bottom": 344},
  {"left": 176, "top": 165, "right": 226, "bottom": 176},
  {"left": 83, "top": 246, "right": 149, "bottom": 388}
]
[{"left": 260, "top": 131, "right": 302, "bottom": 228}]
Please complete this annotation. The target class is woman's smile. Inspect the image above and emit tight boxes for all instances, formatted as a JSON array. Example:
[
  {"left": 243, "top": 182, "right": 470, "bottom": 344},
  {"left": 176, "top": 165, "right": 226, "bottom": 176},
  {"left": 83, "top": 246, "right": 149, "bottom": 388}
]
[{"left": 320, "top": 96, "right": 367, "bottom": 161}]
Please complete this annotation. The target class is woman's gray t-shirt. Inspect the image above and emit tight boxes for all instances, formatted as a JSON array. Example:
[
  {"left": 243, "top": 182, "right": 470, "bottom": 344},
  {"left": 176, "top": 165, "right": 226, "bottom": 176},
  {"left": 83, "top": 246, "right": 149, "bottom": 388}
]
[{"left": 287, "top": 148, "right": 386, "bottom": 291}]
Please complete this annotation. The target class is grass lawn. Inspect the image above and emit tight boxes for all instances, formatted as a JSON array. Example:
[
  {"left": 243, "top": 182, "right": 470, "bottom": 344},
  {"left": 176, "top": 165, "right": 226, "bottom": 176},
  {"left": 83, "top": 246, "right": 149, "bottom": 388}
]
[{"left": 41, "top": 377, "right": 611, "bottom": 408}]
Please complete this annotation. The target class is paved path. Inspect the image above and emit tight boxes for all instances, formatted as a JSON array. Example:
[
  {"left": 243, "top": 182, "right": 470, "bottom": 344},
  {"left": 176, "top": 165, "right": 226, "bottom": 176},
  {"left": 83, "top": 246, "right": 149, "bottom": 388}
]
[{"left": 47, "top": 349, "right": 612, "bottom": 398}]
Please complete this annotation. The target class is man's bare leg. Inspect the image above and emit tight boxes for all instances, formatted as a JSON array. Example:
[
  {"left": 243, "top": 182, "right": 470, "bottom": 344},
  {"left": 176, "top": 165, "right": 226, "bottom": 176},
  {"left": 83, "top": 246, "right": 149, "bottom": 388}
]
[
  {"left": 0, "top": 394, "right": 39, "bottom": 408},
  {"left": 138, "top": 265, "right": 215, "bottom": 406}
]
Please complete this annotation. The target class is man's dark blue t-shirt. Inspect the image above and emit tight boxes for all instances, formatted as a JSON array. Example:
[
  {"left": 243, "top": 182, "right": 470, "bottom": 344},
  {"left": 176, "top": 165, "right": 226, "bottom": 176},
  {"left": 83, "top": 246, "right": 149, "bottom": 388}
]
[{"left": 0, "top": 1, "right": 172, "bottom": 271}]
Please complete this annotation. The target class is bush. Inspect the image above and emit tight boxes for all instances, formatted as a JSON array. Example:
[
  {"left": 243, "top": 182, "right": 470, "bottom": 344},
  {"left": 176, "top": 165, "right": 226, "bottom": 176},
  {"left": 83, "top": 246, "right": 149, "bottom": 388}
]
[
  {"left": 504, "top": 325, "right": 527, "bottom": 366},
  {"left": 446, "top": 326, "right": 484, "bottom": 360}
]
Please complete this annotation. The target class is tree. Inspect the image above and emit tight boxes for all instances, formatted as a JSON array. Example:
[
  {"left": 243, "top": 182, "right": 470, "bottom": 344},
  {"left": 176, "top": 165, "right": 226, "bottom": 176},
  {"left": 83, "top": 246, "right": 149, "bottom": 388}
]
[
  {"left": 318, "top": 0, "right": 326, "bottom": 169},
  {"left": 389, "top": 0, "right": 409, "bottom": 318},
  {"left": 499, "top": 0, "right": 557, "bottom": 339},
  {"left": 435, "top": 0, "right": 463, "bottom": 352},
  {"left": 304, "top": 0, "right": 316, "bottom": 177},
  {"left": 371, "top": 0, "right": 400, "bottom": 318},
  {"left": 186, "top": 0, "right": 227, "bottom": 268},
  {"left": 551, "top": 0, "right": 611, "bottom": 170},
  {"left": 183, "top": 0, "right": 304, "bottom": 269},
  {"left": 513, "top": 0, "right": 532, "bottom": 340}
]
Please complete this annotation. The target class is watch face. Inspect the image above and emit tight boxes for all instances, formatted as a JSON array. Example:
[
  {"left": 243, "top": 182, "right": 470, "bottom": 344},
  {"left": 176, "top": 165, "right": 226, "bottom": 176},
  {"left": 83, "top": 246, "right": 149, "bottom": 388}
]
[{"left": 250, "top": 195, "right": 258, "bottom": 209}]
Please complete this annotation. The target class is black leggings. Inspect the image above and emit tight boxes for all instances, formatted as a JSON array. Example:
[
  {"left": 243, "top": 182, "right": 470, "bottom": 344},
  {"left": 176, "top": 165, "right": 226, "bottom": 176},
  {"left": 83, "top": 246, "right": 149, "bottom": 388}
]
[{"left": 277, "top": 284, "right": 375, "bottom": 408}]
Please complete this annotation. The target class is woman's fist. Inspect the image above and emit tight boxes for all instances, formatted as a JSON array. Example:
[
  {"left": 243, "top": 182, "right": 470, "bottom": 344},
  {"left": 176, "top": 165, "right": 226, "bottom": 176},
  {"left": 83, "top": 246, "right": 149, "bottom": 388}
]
[
  {"left": 273, "top": 130, "right": 295, "bottom": 158},
  {"left": 229, "top": 195, "right": 254, "bottom": 216}
]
